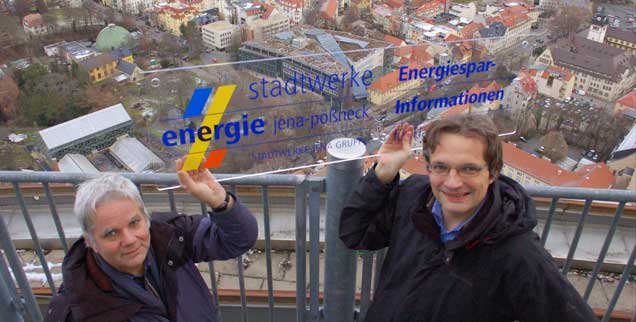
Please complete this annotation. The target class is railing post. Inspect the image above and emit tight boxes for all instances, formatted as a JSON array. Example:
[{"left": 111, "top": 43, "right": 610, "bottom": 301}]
[
  {"left": 324, "top": 138, "right": 366, "bottom": 322},
  {"left": 0, "top": 267, "right": 23, "bottom": 322}
]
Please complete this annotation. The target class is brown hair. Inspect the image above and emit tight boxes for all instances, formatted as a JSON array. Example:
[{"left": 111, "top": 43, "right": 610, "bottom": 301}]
[{"left": 423, "top": 114, "right": 503, "bottom": 178}]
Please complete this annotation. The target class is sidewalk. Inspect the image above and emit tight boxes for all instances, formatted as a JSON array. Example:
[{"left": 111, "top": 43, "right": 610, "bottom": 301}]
[{"left": 8, "top": 248, "right": 636, "bottom": 313}]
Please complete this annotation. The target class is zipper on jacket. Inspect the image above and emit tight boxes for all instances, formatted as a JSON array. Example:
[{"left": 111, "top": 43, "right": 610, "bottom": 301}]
[{"left": 444, "top": 249, "right": 454, "bottom": 265}]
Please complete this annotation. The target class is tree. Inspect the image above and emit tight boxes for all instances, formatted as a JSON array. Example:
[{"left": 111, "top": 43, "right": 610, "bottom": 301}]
[
  {"left": 542, "top": 131, "right": 567, "bottom": 162},
  {"left": 549, "top": 5, "right": 592, "bottom": 37},
  {"left": 34, "top": 0, "right": 47, "bottom": 13},
  {"left": 11, "top": 0, "right": 29, "bottom": 16},
  {"left": 340, "top": 6, "right": 360, "bottom": 31},
  {"left": 16, "top": 64, "right": 94, "bottom": 127}
]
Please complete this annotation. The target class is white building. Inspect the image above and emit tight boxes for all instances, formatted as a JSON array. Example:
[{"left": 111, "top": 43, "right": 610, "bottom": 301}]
[
  {"left": 243, "top": 12, "right": 290, "bottom": 41},
  {"left": 202, "top": 20, "right": 239, "bottom": 50},
  {"left": 275, "top": 0, "right": 305, "bottom": 24}
]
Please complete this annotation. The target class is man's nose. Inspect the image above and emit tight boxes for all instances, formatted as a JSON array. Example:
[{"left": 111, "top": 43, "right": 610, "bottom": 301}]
[
  {"left": 121, "top": 229, "right": 137, "bottom": 246},
  {"left": 443, "top": 169, "right": 464, "bottom": 189}
]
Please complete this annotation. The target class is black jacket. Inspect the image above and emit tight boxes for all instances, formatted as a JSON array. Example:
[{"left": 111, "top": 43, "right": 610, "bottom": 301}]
[{"left": 340, "top": 168, "right": 598, "bottom": 322}]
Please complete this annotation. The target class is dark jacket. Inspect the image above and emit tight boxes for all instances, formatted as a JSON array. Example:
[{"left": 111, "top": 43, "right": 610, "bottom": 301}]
[
  {"left": 45, "top": 196, "right": 258, "bottom": 322},
  {"left": 340, "top": 168, "right": 598, "bottom": 322}
]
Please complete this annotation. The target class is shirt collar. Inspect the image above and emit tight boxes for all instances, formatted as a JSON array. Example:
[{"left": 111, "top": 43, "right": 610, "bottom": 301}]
[{"left": 432, "top": 197, "right": 486, "bottom": 243}]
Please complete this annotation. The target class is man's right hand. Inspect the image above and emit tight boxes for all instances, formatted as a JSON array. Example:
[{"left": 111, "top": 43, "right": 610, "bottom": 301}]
[{"left": 375, "top": 123, "right": 414, "bottom": 184}]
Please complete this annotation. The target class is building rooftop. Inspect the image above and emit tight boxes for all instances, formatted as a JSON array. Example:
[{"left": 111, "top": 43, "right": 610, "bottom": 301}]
[
  {"left": 38, "top": 103, "right": 132, "bottom": 151},
  {"left": 95, "top": 24, "right": 132, "bottom": 52},
  {"left": 81, "top": 53, "right": 116, "bottom": 70},
  {"left": 503, "top": 142, "right": 613, "bottom": 188},
  {"left": 550, "top": 35, "right": 636, "bottom": 82},
  {"left": 117, "top": 60, "right": 136, "bottom": 75},
  {"left": 606, "top": 27, "right": 636, "bottom": 44},
  {"left": 109, "top": 136, "right": 165, "bottom": 173},
  {"left": 111, "top": 47, "right": 132, "bottom": 61},
  {"left": 23, "top": 13, "right": 43, "bottom": 27},
  {"left": 479, "top": 21, "right": 507, "bottom": 38},
  {"left": 58, "top": 154, "right": 99, "bottom": 173},
  {"left": 202, "top": 20, "right": 237, "bottom": 32},
  {"left": 617, "top": 91, "right": 636, "bottom": 109}
]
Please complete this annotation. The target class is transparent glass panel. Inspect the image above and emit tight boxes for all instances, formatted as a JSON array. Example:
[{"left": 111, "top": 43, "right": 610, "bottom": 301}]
[{"left": 141, "top": 36, "right": 529, "bottom": 178}]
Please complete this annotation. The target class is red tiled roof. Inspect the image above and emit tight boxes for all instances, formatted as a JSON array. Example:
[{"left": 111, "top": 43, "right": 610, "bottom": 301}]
[
  {"left": 23, "top": 13, "right": 43, "bottom": 27},
  {"left": 439, "top": 102, "right": 470, "bottom": 119},
  {"left": 384, "top": 34, "right": 404, "bottom": 46},
  {"left": 411, "top": 46, "right": 433, "bottom": 64},
  {"left": 276, "top": 0, "right": 304, "bottom": 7},
  {"left": 416, "top": 0, "right": 443, "bottom": 13},
  {"left": 444, "top": 34, "right": 462, "bottom": 43},
  {"left": 469, "top": 80, "right": 501, "bottom": 94},
  {"left": 460, "top": 22, "right": 484, "bottom": 38},
  {"left": 570, "top": 163, "right": 614, "bottom": 189},
  {"left": 518, "top": 70, "right": 538, "bottom": 94},
  {"left": 320, "top": 0, "right": 338, "bottom": 19},
  {"left": 262, "top": 3, "right": 275, "bottom": 19},
  {"left": 368, "top": 65, "right": 421, "bottom": 93},
  {"left": 386, "top": 0, "right": 404, "bottom": 9},
  {"left": 617, "top": 91, "right": 636, "bottom": 108},
  {"left": 502, "top": 142, "right": 613, "bottom": 188}
]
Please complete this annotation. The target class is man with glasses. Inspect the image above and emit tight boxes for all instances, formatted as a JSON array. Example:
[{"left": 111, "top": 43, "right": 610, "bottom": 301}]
[{"left": 339, "top": 115, "right": 597, "bottom": 321}]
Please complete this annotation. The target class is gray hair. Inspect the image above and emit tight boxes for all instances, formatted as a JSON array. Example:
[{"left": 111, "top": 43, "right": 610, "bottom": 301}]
[{"left": 74, "top": 173, "right": 150, "bottom": 242}]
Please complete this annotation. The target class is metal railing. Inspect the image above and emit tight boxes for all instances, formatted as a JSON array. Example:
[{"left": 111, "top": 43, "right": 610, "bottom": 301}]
[{"left": 0, "top": 170, "right": 635, "bottom": 322}]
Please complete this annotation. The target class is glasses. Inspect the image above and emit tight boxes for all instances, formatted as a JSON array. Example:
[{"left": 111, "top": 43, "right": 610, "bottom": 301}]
[{"left": 427, "top": 162, "right": 486, "bottom": 177}]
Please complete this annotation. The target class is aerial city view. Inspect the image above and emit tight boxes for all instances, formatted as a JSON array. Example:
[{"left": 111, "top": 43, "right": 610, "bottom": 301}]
[
  {"left": 1, "top": 0, "right": 636, "bottom": 320},
  {"left": 0, "top": 0, "right": 634, "bottom": 183}
]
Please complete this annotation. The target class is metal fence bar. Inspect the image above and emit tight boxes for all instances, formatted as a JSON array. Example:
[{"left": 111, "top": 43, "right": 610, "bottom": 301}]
[
  {"left": 540, "top": 197, "right": 559, "bottom": 247},
  {"left": 0, "top": 216, "right": 42, "bottom": 322},
  {"left": 42, "top": 183, "right": 68, "bottom": 254},
  {"left": 0, "top": 255, "right": 17, "bottom": 302},
  {"left": 200, "top": 202, "right": 221, "bottom": 321},
  {"left": 0, "top": 171, "right": 306, "bottom": 186},
  {"left": 358, "top": 251, "right": 374, "bottom": 322},
  {"left": 230, "top": 184, "right": 249, "bottom": 322},
  {"left": 308, "top": 179, "right": 321, "bottom": 322},
  {"left": 261, "top": 186, "right": 275, "bottom": 322},
  {"left": 0, "top": 258, "right": 23, "bottom": 322},
  {"left": 295, "top": 181, "right": 308, "bottom": 322},
  {"left": 601, "top": 240, "right": 636, "bottom": 322},
  {"left": 561, "top": 199, "right": 593, "bottom": 276},
  {"left": 583, "top": 201, "right": 626, "bottom": 301},
  {"left": 12, "top": 182, "right": 56, "bottom": 294},
  {"left": 373, "top": 248, "right": 387, "bottom": 294},
  {"left": 167, "top": 190, "right": 177, "bottom": 212}
]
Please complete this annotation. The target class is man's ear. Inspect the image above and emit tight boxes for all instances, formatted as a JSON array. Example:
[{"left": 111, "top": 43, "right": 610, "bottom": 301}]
[{"left": 83, "top": 234, "right": 93, "bottom": 249}]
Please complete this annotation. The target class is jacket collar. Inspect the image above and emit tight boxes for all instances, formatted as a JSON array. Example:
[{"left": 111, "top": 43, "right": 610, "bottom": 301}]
[{"left": 410, "top": 175, "right": 536, "bottom": 251}]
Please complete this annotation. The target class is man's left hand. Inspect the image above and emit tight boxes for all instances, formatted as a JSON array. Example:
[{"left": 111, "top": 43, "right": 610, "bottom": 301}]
[{"left": 176, "top": 157, "right": 233, "bottom": 210}]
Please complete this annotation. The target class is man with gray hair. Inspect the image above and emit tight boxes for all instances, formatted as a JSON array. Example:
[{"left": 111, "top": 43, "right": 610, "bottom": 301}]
[{"left": 45, "top": 158, "right": 258, "bottom": 322}]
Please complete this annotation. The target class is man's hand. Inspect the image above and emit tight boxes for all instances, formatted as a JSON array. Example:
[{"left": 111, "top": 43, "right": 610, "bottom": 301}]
[
  {"left": 375, "top": 123, "right": 414, "bottom": 183},
  {"left": 176, "top": 157, "right": 234, "bottom": 210}
]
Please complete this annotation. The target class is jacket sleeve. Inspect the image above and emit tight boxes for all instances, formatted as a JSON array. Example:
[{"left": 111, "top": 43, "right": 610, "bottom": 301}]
[
  {"left": 339, "top": 166, "right": 400, "bottom": 251},
  {"left": 504, "top": 235, "right": 599, "bottom": 322},
  {"left": 184, "top": 193, "right": 258, "bottom": 262}
]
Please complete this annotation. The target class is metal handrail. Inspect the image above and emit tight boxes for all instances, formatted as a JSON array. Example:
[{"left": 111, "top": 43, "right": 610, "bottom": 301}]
[{"left": 0, "top": 171, "right": 635, "bottom": 322}]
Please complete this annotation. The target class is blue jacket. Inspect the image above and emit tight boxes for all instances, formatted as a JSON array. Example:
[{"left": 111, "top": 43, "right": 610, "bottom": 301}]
[{"left": 45, "top": 194, "right": 258, "bottom": 322}]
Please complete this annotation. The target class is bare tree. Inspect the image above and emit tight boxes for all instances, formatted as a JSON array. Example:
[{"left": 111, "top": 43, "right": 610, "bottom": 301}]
[
  {"left": 549, "top": 5, "right": 592, "bottom": 37},
  {"left": 542, "top": 131, "right": 568, "bottom": 162}
]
